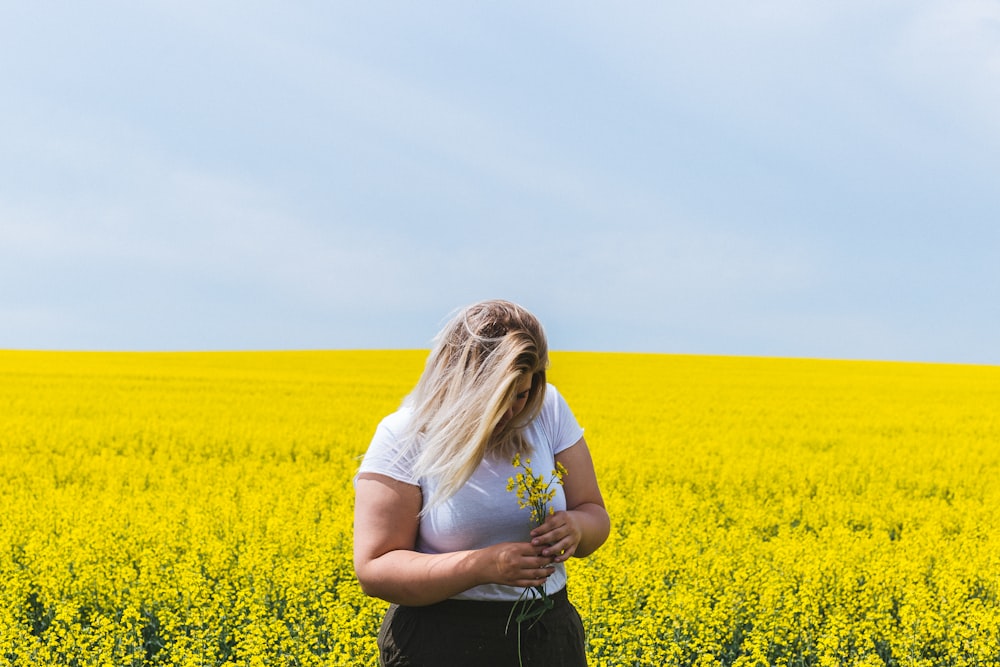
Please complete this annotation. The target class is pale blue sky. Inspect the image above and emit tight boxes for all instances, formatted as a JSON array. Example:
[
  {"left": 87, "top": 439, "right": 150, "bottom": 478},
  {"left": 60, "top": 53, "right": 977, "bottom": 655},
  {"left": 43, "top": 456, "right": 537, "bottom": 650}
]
[{"left": 2, "top": 2, "right": 998, "bottom": 363}]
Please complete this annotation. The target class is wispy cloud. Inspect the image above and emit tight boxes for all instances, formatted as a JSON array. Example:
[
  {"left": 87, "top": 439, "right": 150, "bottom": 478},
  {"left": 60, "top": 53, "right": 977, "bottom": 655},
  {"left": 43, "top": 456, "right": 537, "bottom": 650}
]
[{"left": 0, "top": 2, "right": 996, "bottom": 361}]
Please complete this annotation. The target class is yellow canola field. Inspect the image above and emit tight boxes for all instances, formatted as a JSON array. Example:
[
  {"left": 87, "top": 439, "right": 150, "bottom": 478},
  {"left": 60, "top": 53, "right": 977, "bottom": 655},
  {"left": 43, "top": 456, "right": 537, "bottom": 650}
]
[{"left": 1, "top": 350, "right": 998, "bottom": 666}]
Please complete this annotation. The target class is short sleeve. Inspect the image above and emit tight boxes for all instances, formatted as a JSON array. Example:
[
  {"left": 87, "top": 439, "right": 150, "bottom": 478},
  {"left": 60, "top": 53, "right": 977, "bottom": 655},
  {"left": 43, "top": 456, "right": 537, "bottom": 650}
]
[
  {"left": 542, "top": 384, "right": 585, "bottom": 455},
  {"left": 355, "top": 409, "right": 419, "bottom": 486}
]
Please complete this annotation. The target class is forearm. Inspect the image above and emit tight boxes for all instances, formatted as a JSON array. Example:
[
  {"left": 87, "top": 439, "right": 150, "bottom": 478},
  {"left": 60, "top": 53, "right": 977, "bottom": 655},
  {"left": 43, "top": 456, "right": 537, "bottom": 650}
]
[
  {"left": 569, "top": 502, "right": 610, "bottom": 557},
  {"left": 551, "top": 436, "right": 610, "bottom": 560},
  {"left": 356, "top": 548, "right": 488, "bottom": 606}
]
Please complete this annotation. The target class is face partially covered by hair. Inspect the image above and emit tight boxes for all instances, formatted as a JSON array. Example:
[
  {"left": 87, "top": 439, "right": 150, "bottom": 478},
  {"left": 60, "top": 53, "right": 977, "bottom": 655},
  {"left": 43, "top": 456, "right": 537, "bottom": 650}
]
[
  {"left": 406, "top": 300, "right": 550, "bottom": 508},
  {"left": 496, "top": 372, "right": 534, "bottom": 433},
  {"left": 441, "top": 299, "right": 548, "bottom": 433}
]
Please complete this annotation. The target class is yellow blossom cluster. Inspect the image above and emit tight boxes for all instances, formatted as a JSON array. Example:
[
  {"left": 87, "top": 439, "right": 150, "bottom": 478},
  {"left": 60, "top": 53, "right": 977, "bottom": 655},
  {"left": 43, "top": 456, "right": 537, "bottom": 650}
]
[
  {"left": 506, "top": 455, "right": 567, "bottom": 525},
  {"left": 1, "top": 349, "right": 998, "bottom": 666},
  {"left": 0, "top": 350, "right": 426, "bottom": 666},
  {"left": 553, "top": 352, "right": 1000, "bottom": 667}
]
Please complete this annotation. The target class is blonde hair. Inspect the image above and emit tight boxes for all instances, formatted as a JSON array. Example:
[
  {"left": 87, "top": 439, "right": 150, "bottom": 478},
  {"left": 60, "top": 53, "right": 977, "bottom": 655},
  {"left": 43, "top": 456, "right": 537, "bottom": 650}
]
[{"left": 403, "top": 300, "right": 549, "bottom": 510}]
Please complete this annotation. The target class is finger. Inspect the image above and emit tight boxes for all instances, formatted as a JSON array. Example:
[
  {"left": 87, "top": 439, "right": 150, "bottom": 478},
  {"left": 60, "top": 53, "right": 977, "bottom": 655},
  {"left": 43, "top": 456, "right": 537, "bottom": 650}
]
[
  {"left": 543, "top": 540, "right": 576, "bottom": 561},
  {"left": 536, "top": 532, "right": 568, "bottom": 552},
  {"left": 528, "top": 555, "right": 556, "bottom": 569},
  {"left": 552, "top": 545, "right": 575, "bottom": 562},
  {"left": 531, "top": 526, "right": 565, "bottom": 547},
  {"left": 530, "top": 518, "right": 562, "bottom": 537},
  {"left": 530, "top": 513, "right": 564, "bottom": 536},
  {"left": 514, "top": 567, "right": 553, "bottom": 588},
  {"left": 526, "top": 558, "right": 555, "bottom": 572}
]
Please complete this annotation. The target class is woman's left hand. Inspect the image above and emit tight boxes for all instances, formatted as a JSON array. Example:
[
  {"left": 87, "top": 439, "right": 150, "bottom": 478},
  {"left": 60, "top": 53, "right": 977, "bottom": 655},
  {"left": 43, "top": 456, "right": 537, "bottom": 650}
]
[
  {"left": 529, "top": 510, "right": 583, "bottom": 564},
  {"left": 531, "top": 437, "right": 611, "bottom": 563}
]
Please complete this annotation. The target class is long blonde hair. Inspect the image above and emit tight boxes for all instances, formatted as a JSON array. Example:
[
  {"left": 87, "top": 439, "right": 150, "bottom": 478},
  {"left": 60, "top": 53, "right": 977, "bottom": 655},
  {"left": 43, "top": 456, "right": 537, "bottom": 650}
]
[{"left": 403, "top": 300, "right": 549, "bottom": 509}]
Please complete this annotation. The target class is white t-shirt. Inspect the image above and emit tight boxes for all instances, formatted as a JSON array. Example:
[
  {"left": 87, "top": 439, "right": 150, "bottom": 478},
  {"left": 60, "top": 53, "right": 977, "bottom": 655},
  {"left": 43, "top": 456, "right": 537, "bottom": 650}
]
[{"left": 356, "top": 383, "right": 585, "bottom": 601}]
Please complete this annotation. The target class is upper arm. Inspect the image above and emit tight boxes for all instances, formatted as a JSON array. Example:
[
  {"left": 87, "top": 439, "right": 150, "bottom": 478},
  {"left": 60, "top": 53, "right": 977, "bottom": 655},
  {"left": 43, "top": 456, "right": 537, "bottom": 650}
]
[
  {"left": 555, "top": 436, "right": 606, "bottom": 512},
  {"left": 353, "top": 472, "right": 422, "bottom": 573}
]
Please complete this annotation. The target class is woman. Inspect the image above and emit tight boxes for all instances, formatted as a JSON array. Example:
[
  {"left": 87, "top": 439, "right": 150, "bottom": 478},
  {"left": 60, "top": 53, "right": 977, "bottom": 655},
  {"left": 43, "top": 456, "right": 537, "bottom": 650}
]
[{"left": 354, "top": 299, "right": 610, "bottom": 666}]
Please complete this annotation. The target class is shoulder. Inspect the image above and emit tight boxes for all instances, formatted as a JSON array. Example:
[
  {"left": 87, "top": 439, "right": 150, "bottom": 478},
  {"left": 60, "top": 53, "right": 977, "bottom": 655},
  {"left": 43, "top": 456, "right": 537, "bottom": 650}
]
[
  {"left": 531, "top": 384, "right": 584, "bottom": 453},
  {"left": 540, "top": 383, "right": 572, "bottom": 415},
  {"left": 369, "top": 405, "right": 418, "bottom": 457},
  {"left": 376, "top": 405, "right": 414, "bottom": 436},
  {"left": 358, "top": 405, "right": 419, "bottom": 485}
]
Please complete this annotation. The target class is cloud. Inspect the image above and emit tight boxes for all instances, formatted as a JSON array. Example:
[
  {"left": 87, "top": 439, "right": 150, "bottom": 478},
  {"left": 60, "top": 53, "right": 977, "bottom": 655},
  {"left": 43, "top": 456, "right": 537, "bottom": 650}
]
[{"left": 1, "top": 2, "right": 997, "bottom": 361}]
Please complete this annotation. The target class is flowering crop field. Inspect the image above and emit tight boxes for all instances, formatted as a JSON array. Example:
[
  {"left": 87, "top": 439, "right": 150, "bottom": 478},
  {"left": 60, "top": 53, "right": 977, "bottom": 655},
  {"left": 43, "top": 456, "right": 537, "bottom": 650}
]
[{"left": 1, "top": 350, "right": 998, "bottom": 667}]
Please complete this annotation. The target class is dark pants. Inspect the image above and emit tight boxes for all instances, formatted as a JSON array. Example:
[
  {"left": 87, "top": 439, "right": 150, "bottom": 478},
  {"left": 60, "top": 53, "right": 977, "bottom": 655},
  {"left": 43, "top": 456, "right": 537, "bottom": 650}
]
[{"left": 377, "top": 587, "right": 588, "bottom": 666}]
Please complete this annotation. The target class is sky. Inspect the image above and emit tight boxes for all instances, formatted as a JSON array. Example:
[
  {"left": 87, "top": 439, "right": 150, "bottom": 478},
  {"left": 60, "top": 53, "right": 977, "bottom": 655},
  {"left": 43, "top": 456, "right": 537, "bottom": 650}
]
[{"left": 2, "top": 1, "right": 998, "bottom": 364}]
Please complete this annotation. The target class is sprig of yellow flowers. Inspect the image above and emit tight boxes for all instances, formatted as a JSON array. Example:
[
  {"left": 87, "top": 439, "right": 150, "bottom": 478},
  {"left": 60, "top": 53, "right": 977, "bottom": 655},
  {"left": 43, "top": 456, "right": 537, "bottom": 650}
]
[
  {"left": 505, "top": 454, "right": 568, "bottom": 666},
  {"left": 506, "top": 453, "right": 568, "bottom": 526}
]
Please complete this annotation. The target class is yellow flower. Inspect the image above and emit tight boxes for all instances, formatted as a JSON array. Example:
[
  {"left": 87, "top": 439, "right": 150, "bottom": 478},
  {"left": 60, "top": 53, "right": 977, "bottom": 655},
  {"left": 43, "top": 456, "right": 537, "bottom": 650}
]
[
  {"left": 5, "top": 349, "right": 999, "bottom": 666},
  {"left": 506, "top": 456, "right": 567, "bottom": 529}
]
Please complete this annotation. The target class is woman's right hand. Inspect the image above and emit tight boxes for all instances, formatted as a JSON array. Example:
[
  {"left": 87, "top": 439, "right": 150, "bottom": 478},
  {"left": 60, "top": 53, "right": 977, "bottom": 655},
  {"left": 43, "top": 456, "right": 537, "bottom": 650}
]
[
  {"left": 356, "top": 473, "right": 556, "bottom": 606},
  {"left": 485, "top": 541, "right": 556, "bottom": 589}
]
